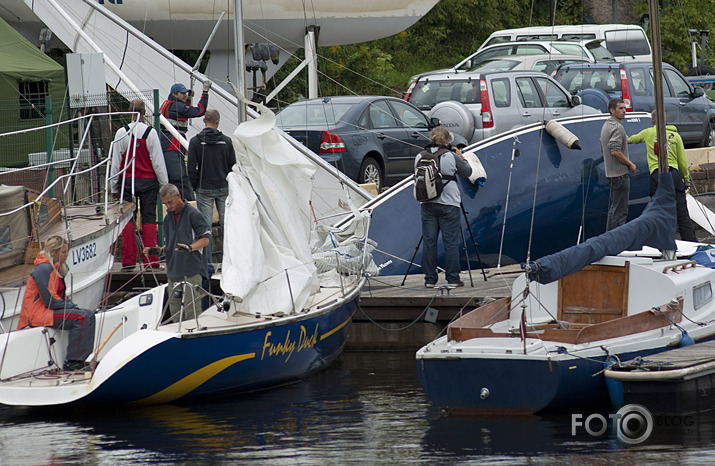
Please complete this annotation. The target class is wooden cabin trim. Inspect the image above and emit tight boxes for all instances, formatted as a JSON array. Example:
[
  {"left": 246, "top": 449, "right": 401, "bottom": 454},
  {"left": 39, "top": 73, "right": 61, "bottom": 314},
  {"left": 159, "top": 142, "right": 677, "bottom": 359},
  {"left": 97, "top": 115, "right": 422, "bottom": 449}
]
[
  {"left": 447, "top": 297, "right": 511, "bottom": 342},
  {"left": 557, "top": 262, "right": 629, "bottom": 325}
]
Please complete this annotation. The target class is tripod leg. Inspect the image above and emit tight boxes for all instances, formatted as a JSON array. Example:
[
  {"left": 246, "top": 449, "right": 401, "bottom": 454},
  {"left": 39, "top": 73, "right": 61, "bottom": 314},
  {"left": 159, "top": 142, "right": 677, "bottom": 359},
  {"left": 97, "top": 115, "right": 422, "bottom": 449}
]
[
  {"left": 401, "top": 236, "right": 423, "bottom": 286},
  {"left": 460, "top": 202, "right": 488, "bottom": 282},
  {"left": 459, "top": 224, "right": 474, "bottom": 287}
]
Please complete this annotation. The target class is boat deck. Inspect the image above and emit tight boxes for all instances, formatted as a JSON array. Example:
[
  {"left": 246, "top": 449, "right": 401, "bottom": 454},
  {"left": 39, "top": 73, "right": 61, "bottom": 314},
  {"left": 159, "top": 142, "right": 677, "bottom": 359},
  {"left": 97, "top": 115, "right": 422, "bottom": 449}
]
[
  {"left": 0, "top": 366, "right": 92, "bottom": 389},
  {"left": 617, "top": 339, "right": 715, "bottom": 371}
]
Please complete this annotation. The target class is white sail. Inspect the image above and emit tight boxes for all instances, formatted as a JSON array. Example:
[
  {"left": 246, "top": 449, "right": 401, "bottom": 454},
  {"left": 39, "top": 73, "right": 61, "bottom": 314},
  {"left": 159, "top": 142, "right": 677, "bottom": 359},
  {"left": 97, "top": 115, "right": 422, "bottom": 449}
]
[{"left": 23, "top": 0, "right": 371, "bottom": 222}]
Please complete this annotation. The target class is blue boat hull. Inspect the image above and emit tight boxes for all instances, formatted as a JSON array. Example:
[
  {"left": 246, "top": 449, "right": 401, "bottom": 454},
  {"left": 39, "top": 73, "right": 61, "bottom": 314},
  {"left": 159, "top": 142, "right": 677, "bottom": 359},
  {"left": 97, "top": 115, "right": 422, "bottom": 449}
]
[
  {"left": 364, "top": 114, "right": 652, "bottom": 275},
  {"left": 416, "top": 346, "right": 667, "bottom": 414},
  {"left": 81, "top": 296, "right": 358, "bottom": 406}
]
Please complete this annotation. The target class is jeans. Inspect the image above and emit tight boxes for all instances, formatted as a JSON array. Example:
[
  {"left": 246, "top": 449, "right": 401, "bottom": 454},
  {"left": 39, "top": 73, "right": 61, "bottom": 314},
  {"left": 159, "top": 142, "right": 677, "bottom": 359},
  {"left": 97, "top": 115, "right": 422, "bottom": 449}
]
[
  {"left": 196, "top": 187, "right": 228, "bottom": 266},
  {"left": 606, "top": 175, "right": 630, "bottom": 231},
  {"left": 420, "top": 202, "right": 462, "bottom": 284}
]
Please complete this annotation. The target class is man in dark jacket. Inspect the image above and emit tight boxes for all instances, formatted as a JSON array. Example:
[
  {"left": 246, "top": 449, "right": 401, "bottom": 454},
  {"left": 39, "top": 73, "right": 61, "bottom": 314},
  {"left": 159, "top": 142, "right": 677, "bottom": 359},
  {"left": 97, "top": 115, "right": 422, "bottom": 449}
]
[
  {"left": 159, "top": 81, "right": 211, "bottom": 201},
  {"left": 187, "top": 109, "right": 236, "bottom": 232}
]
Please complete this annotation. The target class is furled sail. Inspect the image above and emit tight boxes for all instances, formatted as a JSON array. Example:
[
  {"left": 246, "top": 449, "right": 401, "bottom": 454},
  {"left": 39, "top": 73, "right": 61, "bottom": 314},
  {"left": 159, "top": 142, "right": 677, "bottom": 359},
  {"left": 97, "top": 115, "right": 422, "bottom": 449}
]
[{"left": 525, "top": 173, "right": 677, "bottom": 284}]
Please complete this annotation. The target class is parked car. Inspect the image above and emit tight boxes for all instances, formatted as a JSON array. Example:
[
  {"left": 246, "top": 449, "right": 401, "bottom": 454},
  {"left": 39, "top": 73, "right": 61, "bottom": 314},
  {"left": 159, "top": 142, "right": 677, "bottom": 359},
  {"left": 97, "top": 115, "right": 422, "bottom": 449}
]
[
  {"left": 405, "top": 39, "right": 614, "bottom": 99},
  {"left": 553, "top": 62, "right": 715, "bottom": 146},
  {"left": 276, "top": 96, "right": 465, "bottom": 191},
  {"left": 470, "top": 53, "right": 590, "bottom": 75},
  {"left": 405, "top": 70, "right": 600, "bottom": 145},
  {"left": 478, "top": 24, "right": 652, "bottom": 63},
  {"left": 453, "top": 39, "right": 614, "bottom": 72}
]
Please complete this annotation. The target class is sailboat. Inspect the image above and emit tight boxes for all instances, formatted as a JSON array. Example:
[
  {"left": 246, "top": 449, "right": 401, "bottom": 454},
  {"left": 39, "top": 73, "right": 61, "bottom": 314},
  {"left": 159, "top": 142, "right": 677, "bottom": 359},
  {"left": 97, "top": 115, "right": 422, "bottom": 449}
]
[
  {"left": 0, "top": 0, "right": 373, "bottom": 406},
  {"left": 0, "top": 112, "right": 135, "bottom": 333},
  {"left": 414, "top": 2, "right": 715, "bottom": 414}
]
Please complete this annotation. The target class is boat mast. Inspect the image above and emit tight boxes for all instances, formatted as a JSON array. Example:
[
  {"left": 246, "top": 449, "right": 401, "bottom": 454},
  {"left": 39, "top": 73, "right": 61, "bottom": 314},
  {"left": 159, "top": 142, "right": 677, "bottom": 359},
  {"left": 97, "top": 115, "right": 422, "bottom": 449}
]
[
  {"left": 647, "top": 0, "right": 668, "bottom": 175},
  {"left": 233, "top": 0, "right": 246, "bottom": 122}
]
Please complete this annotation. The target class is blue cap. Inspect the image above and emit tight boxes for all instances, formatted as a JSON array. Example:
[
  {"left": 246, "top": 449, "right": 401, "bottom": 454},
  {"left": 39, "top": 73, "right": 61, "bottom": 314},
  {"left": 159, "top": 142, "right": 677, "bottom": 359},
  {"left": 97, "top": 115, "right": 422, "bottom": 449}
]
[{"left": 170, "top": 83, "right": 189, "bottom": 94}]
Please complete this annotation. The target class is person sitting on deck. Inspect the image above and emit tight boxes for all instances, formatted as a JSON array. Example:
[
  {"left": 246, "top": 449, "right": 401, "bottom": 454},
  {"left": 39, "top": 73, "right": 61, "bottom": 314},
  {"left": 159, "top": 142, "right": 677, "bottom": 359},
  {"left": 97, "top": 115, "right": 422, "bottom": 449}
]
[{"left": 18, "top": 236, "right": 96, "bottom": 372}]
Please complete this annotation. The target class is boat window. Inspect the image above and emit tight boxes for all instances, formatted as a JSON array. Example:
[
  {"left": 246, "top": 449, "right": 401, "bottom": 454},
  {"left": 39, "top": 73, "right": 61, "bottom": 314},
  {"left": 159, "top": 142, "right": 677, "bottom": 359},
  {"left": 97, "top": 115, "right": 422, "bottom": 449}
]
[
  {"left": 694, "top": 282, "right": 713, "bottom": 310},
  {"left": 19, "top": 80, "right": 49, "bottom": 120}
]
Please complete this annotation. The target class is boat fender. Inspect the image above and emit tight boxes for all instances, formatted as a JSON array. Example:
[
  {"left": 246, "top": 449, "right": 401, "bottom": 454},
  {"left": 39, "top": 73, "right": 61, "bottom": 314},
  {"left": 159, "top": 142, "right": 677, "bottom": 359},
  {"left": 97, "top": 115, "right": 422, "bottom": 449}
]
[
  {"left": 462, "top": 151, "right": 488, "bottom": 186},
  {"left": 545, "top": 120, "right": 581, "bottom": 150}
]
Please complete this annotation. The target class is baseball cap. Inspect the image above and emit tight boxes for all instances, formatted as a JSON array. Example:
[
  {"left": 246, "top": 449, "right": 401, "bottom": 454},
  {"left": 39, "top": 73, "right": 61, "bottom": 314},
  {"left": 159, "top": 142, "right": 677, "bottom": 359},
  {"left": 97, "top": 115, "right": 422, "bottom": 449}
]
[{"left": 170, "top": 83, "right": 189, "bottom": 94}]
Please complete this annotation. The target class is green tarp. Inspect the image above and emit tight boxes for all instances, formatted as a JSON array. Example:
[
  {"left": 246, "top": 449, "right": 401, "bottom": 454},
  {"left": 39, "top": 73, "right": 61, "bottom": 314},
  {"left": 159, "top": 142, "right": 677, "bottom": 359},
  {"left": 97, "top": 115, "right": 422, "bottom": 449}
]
[{"left": 0, "top": 17, "right": 66, "bottom": 167}]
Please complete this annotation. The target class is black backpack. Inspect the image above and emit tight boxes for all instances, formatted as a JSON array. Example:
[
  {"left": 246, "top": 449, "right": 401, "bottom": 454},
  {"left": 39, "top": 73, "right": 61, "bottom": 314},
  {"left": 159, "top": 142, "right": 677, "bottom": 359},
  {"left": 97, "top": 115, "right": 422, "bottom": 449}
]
[{"left": 414, "top": 148, "right": 455, "bottom": 202}]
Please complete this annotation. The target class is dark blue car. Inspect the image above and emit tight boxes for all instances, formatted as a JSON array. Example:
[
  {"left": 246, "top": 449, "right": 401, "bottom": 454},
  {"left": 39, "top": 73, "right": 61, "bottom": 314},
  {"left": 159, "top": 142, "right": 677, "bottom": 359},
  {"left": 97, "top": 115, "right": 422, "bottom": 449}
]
[
  {"left": 276, "top": 96, "right": 454, "bottom": 191},
  {"left": 553, "top": 62, "right": 715, "bottom": 146}
]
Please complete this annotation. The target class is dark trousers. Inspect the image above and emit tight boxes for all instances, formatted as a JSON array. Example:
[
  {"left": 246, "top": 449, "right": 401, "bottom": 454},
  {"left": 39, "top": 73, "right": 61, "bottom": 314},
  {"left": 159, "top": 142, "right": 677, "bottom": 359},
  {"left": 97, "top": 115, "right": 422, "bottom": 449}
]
[
  {"left": 53, "top": 307, "right": 96, "bottom": 362},
  {"left": 649, "top": 169, "right": 697, "bottom": 242},
  {"left": 164, "top": 150, "right": 195, "bottom": 201},
  {"left": 607, "top": 174, "right": 630, "bottom": 231},
  {"left": 420, "top": 202, "right": 462, "bottom": 284}
]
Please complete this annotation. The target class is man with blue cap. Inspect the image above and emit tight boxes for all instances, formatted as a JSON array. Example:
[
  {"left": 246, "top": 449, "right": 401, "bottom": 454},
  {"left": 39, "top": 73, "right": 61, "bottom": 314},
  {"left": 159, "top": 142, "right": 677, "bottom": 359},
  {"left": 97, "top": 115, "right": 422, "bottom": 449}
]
[{"left": 159, "top": 79, "right": 212, "bottom": 201}]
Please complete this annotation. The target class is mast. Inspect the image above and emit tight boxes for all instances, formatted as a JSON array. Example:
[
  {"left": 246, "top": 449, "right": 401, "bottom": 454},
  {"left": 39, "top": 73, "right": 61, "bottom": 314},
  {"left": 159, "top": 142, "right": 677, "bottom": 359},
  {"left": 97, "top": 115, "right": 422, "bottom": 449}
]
[
  {"left": 647, "top": 0, "right": 668, "bottom": 174},
  {"left": 232, "top": 0, "right": 246, "bottom": 122}
]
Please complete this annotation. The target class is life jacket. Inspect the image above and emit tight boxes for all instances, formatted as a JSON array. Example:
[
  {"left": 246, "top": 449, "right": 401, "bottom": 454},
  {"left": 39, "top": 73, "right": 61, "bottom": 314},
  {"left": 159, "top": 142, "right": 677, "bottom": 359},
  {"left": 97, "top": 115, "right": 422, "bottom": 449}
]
[
  {"left": 121, "top": 125, "right": 156, "bottom": 179},
  {"left": 18, "top": 254, "right": 65, "bottom": 329},
  {"left": 160, "top": 99, "right": 189, "bottom": 152}
]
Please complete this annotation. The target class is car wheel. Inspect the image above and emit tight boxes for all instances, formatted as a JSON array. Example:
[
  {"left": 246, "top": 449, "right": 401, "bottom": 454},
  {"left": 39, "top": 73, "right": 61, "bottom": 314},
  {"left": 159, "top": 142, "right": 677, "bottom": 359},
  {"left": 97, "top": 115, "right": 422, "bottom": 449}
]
[
  {"left": 703, "top": 120, "right": 715, "bottom": 148},
  {"left": 428, "top": 101, "right": 475, "bottom": 141},
  {"left": 358, "top": 157, "right": 382, "bottom": 191}
]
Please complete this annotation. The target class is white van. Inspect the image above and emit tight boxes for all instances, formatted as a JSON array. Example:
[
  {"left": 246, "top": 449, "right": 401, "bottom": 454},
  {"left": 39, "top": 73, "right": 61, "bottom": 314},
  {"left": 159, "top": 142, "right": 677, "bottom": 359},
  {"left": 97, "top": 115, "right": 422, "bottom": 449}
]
[{"left": 478, "top": 24, "right": 652, "bottom": 63}]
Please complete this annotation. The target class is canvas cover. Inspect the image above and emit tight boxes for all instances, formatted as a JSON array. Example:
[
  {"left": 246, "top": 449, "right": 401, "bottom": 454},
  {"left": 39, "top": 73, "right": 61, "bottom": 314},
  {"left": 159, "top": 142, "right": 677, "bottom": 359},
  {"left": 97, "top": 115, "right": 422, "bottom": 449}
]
[
  {"left": 221, "top": 101, "right": 319, "bottom": 315},
  {"left": 0, "top": 185, "right": 30, "bottom": 269},
  {"left": 525, "top": 173, "right": 677, "bottom": 284}
]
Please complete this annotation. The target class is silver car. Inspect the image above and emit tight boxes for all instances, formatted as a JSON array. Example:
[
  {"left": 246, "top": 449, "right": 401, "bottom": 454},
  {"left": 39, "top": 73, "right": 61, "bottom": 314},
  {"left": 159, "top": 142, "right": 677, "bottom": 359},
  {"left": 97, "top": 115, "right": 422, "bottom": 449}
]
[{"left": 406, "top": 70, "right": 600, "bottom": 144}]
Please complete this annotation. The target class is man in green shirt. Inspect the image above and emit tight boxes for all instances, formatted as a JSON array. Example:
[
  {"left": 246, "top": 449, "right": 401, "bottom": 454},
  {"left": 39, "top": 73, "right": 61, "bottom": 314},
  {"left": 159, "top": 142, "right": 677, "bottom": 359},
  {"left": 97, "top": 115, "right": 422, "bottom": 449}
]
[{"left": 628, "top": 113, "right": 697, "bottom": 242}]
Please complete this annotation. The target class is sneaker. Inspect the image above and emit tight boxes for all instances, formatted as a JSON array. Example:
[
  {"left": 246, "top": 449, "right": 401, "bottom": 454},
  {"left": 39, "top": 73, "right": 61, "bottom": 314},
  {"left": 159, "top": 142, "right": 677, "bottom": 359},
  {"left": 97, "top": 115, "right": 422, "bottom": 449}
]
[
  {"left": 121, "top": 264, "right": 136, "bottom": 272},
  {"left": 448, "top": 280, "right": 465, "bottom": 288},
  {"left": 63, "top": 360, "right": 91, "bottom": 372},
  {"left": 424, "top": 283, "right": 436, "bottom": 288}
]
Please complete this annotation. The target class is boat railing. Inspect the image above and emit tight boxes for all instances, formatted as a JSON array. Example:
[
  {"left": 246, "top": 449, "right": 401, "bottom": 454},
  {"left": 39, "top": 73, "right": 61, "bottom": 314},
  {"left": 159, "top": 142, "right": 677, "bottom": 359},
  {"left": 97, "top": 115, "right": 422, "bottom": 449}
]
[{"left": 0, "top": 111, "right": 141, "bottom": 226}]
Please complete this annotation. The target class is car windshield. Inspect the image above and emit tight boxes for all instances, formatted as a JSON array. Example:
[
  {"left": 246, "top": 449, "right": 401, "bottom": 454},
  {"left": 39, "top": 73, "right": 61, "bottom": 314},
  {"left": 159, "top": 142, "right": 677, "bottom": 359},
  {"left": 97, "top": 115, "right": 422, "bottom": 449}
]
[
  {"left": 551, "top": 43, "right": 588, "bottom": 58},
  {"left": 276, "top": 102, "right": 354, "bottom": 126},
  {"left": 409, "top": 79, "right": 481, "bottom": 109},
  {"left": 470, "top": 59, "right": 520, "bottom": 72},
  {"left": 584, "top": 42, "right": 615, "bottom": 61},
  {"left": 554, "top": 68, "right": 621, "bottom": 93}
]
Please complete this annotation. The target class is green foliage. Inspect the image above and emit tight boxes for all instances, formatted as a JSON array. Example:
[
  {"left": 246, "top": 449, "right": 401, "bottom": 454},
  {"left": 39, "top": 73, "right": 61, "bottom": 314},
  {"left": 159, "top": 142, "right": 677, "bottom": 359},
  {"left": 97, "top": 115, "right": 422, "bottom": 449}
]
[
  {"left": 634, "top": 0, "right": 715, "bottom": 71},
  {"left": 266, "top": 0, "right": 715, "bottom": 104}
]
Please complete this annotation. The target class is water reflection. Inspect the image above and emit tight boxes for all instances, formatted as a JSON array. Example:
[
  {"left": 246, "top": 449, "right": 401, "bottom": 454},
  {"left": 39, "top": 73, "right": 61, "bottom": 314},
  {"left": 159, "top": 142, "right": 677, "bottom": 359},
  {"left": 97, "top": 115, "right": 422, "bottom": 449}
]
[{"left": 1, "top": 352, "right": 714, "bottom": 463}]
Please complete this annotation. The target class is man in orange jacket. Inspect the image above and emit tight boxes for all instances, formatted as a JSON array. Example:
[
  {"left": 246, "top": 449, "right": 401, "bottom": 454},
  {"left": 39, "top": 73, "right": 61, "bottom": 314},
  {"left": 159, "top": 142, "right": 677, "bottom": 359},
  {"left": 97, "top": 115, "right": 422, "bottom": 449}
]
[{"left": 18, "top": 236, "right": 96, "bottom": 372}]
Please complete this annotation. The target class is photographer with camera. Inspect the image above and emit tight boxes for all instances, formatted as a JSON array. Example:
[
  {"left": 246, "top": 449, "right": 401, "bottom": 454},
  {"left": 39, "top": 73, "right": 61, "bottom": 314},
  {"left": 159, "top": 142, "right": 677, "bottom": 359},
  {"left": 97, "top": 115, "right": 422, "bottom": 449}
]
[{"left": 159, "top": 80, "right": 212, "bottom": 201}]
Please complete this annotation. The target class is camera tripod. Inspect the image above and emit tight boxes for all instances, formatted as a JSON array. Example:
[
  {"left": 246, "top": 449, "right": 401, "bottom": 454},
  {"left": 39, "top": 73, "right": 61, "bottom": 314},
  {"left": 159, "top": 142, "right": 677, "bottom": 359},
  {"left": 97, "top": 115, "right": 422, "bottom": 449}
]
[{"left": 401, "top": 202, "right": 487, "bottom": 286}]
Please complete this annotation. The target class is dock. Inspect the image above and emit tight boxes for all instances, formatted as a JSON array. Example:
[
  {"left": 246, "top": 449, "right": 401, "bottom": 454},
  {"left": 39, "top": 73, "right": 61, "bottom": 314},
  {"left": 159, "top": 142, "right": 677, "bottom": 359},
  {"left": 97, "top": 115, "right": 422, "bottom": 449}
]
[
  {"left": 606, "top": 340, "right": 715, "bottom": 414},
  {"left": 105, "top": 264, "right": 520, "bottom": 350}
]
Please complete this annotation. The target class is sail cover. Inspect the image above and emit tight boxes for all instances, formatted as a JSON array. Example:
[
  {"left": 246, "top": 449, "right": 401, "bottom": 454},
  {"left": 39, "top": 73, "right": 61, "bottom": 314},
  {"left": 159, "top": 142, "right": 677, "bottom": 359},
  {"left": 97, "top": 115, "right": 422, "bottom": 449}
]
[
  {"left": 221, "top": 101, "right": 319, "bottom": 315},
  {"left": 525, "top": 173, "right": 677, "bottom": 284}
]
